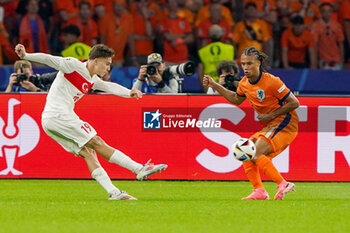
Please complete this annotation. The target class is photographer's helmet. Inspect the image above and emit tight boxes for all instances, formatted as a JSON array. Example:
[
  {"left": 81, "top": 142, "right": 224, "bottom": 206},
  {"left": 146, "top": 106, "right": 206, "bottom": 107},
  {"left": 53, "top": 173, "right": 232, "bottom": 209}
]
[{"left": 147, "top": 53, "right": 162, "bottom": 64}]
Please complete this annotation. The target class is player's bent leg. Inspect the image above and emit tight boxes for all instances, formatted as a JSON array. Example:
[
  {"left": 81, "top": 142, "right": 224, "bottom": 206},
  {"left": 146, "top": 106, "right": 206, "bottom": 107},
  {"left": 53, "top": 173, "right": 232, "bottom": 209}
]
[
  {"left": 79, "top": 147, "right": 137, "bottom": 200},
  {"left": 254, "top": 138, "right": 284, "bottom": 185}
]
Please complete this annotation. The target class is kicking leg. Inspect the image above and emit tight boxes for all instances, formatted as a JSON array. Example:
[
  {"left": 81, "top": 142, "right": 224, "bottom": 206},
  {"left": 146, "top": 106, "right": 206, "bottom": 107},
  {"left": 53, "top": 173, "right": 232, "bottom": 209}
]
[
  {"left": 85, "top": 136, "right": 167, "bottom": 180},
  {"left": 79, "top": 147, "right": 136, "bottom": 200}
]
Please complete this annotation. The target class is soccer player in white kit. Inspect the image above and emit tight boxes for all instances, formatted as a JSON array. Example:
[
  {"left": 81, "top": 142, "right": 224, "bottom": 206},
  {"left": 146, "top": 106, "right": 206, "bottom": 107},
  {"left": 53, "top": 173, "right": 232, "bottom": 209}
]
[{"left": 15, "top": 44, "right": 168, "bottom": 200}]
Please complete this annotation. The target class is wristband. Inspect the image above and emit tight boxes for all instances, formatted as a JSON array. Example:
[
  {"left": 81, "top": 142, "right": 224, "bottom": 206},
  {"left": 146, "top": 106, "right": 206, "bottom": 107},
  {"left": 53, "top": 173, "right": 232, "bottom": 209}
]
[
  {"left": 157, "top": 81, "right": 165, "bottom": 88},
  {"left": 176, "top": 37, "right": 184, "bottom": 44}
]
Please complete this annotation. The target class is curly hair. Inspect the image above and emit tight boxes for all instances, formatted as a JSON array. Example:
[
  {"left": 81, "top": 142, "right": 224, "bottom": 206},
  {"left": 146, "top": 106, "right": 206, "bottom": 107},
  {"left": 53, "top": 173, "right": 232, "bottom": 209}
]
[{"left": 241, "top": 47, "right": 270, "bottom": 72}]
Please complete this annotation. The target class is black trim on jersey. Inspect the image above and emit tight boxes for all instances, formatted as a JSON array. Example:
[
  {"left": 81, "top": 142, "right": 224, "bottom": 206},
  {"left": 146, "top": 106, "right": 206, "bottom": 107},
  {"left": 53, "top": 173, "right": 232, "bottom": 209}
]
[
  {"left": 236, "top": 92, "right": 246, "bottom": 97},
  {"left": 248, "top": 71, "right": 262, "bottom": 85},
  {"left": 278, "top": 91, "right": 291, "bottom": 106}
]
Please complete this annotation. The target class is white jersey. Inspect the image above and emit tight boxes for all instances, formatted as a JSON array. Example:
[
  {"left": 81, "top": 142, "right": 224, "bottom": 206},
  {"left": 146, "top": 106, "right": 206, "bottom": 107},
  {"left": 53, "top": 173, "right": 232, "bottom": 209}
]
[{"left": 23, "top": 53, "right": 131, "bottom": 118}]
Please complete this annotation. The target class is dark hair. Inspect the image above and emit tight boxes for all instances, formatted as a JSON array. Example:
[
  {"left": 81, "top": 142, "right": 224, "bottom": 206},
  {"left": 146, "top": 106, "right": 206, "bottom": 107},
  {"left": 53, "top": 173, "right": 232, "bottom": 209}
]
[
  {"left": 78, "top": 0, "right": 91, "bottom": 9},
  {"left": 290, "top": 15, "right": 304, "bottom": 25},
  {"left": 62, "top": 25, "right": 81, "bottom": 37},
  {"left": 216, "top": 60, "right": 239, "bottom": 76},
  {"left": 319, "top": 3, "right": 334, "bottom": 10},
  {"left": 244, "top": 2, "right": 257, "bottom": 9},
  {"left": 241, "top": 47, "right": 269, "bottom": 72},
  {"left": 89, "top": 44, "right": 115, "bottom": 59}
]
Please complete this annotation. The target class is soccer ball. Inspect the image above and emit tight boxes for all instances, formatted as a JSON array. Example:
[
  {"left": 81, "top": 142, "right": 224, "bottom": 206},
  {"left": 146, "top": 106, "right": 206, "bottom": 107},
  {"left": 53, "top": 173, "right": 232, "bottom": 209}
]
[{"left": 232, "top": 138, "right": 256, "bottom": 161}]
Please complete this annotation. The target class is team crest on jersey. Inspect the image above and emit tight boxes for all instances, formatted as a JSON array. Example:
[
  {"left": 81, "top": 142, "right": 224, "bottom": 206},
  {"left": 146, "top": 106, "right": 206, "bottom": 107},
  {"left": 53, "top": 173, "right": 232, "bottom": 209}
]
[{"left": 257, "top": 89, "right": 265, "bottom": 102}]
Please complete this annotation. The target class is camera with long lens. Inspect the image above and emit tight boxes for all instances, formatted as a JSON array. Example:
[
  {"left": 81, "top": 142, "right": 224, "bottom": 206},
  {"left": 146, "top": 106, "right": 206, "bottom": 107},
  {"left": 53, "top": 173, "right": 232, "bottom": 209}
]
[
  {"left": 223, "top": 73, "right": 240, "bottom": 91},
  {"left": 169, "top": 61, "right": 195, "bottom": 76}
]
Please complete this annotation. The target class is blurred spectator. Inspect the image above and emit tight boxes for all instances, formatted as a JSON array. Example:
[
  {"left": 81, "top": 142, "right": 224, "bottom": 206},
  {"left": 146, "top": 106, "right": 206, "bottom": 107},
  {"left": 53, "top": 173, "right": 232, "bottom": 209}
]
[
  {"left": 0, "top": 4, "right": 17, "bottom": 64},
  {"left": 194, "top": 0, "right": 234, "bottom": 30},
  {"left": 16, "top": 0, "right": 54, "bottom": 41},
  {"left": 281, "top": 15, "right": 317, "bottom": 69},
  {"left": 196, "top": 3, "right": 232, "bottom": 49},
  {"left": 55, "top": 0, "right": 78, "bottom": 26},
  {"left": 94, "top": 0, "right": 113, "bottom": 17},
  {"left": 232, "top": 2, "right": 271, "bottom": 59},
  {"left": 65, "top": 1, "right": 98, "bottom": 46},
  {"left": 198, "top": 24, "right": 234, "bottom": 91},
  {"left": 5, "top": 60, "right": 46, "bottom": 92},
  {"left": 2, "top": 0, "right": 18, "bottom": 36},
  {"left": 61, "top": 25, "right": 91, "bottom": 60},
  {"left": 14, "top": 0, "right": 49, "bottom": 53},
  {"left": 243, "top": 0, "right": 277, "bottom": 65},
  {"left": 159, "top": 0, "right": 194, "bottom": 63},
  {"left": 176, "top": 0, "right": 195, "bottom": 26},
  {"left": 288, "top": 0, "right": 320, "bottom": 28},
  {"left": 243, "top": 0, "right": 277, "bottom": 24},
  {"left": 207, "top": 59, "right": 240, "bottom": 94},
  {"left": 128, "top": 0, "right": 159, "bottom": 65},
  {"left": 338, "top": 0, "right": 350, "bottom": 68},
  {"left": 99, "top": 0, "right": 134, "bottom": 67},
  {"left": 132, "top": 53, "right": 179, "bottom": 93},
  {"left": 313, "top": 3, "right": 344, "bottom": 70}
]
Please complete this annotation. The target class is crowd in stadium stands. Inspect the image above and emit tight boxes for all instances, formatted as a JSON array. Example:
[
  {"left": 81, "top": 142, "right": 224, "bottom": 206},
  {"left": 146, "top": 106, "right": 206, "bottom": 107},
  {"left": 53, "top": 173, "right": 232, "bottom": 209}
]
[{"left": 0, "top": 0, "right": 349, "bottom": 71}]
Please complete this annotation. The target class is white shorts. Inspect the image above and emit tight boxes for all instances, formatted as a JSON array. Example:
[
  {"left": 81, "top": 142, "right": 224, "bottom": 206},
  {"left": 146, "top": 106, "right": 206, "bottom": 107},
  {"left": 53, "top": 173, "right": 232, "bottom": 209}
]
[{"left": 41, "top": 114, "right": 97, "bottom": 155}]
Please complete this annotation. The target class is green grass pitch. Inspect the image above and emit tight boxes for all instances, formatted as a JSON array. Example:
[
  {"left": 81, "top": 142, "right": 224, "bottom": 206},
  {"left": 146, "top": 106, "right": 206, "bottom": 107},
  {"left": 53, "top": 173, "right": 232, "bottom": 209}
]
[{"left": 0, "top": 180, "right": 349, "bottom": 233}]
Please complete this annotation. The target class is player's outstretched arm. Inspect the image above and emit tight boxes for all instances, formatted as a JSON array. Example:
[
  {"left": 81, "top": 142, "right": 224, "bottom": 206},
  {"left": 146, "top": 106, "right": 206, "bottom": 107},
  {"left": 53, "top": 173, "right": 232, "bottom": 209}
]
[
  {"left": 203, "top": 75, "right": 245, "bottom": 105},
  {"left": 93, "top": 79, "right": 142, "bottom": 99},
  {"left": 15, "top": 44, "right": 76, "bottom": 74}
]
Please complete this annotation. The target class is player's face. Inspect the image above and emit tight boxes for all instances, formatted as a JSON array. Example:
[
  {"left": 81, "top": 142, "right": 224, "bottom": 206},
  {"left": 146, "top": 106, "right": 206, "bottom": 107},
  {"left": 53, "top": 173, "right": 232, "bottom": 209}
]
[
  {"left": 95, "top": 57, "right": 112, "bottom": 77},
  {"left": 240, "top": 55, "right": 260, "bottom": 79}
]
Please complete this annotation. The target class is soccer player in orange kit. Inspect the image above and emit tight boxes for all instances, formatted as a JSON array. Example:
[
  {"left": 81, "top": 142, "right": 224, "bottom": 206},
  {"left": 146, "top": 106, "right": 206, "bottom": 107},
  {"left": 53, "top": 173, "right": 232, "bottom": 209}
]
[{"left": 203, "top": 47, "right": 299, "bottom": 200}]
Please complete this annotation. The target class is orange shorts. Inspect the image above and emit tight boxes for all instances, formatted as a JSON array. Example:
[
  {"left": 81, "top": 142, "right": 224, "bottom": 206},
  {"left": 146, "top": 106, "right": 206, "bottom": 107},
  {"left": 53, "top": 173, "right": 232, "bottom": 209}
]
[{"left": 250, "top": 113, "right": 298, "bottom": 158}]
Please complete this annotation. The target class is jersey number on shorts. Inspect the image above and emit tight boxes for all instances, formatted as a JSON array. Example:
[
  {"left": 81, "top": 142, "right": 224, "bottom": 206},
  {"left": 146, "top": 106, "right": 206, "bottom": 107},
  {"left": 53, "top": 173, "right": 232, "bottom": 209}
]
[{"left": 81, "top": 123, "right": 92, "bottom": 134}]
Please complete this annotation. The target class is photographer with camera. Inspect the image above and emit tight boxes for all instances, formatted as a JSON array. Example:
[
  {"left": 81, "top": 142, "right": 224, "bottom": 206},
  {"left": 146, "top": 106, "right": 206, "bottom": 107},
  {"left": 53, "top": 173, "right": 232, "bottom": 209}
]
[
  {"left": 207, "top": 60, "right": 241, "bottom": 94},
  {"left": 133, "top": 53, "right": 195, "bottom": 93},
  {"left": 4, "top": 60, "right": 46, "bottom": 93}
]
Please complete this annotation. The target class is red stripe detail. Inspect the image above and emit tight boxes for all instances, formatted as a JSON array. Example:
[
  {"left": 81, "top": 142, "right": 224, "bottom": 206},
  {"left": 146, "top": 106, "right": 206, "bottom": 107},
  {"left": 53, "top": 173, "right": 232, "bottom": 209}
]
[{"left": 64, "top": 71, "right": 93, "bottom": 93}]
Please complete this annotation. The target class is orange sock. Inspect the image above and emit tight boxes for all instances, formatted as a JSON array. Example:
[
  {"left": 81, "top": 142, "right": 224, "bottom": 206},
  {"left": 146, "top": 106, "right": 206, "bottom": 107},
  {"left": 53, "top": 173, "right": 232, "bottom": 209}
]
[
  {"left": 256, "top": 155, "right": 284, "bottom": 185},
  {"left": 243, "top": 160, "right": 264, "bottom": 189}
]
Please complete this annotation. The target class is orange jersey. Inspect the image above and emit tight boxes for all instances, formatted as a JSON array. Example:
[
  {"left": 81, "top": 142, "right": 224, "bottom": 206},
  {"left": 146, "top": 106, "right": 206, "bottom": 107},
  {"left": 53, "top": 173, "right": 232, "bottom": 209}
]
[
  {"left": 99, "top": 12, "right": 134, "bottom": 62},
  {"left": 338, "top": 0, "right": 350, "bottom": 22},
  {"left": 197, "top": 19, "right": 232, "bottom": 41},
  {"left": 313, "top": 19, "right": 344, "bottom": 63},
  {"left": 288, "top": 1, "right": 320, "bottom": 26},
  {"left": 66, "top": 16, "right": 98, "bottom": 46},
  {"left": 237, "top": 72, "right": 298, "bottom": 124},
  {"left": 194, "top": 4, "right": 234, "bottom": 28},
  {"left": 237, "top": 72, "right": 299, "bottom": 155},
  {"left": 159, "top": 17, "right": 192, "bottom": 63},
  {"left": 281, "top": 28, "right": 314, "bottom": 63},
  {"left": 132, "top": 14, "right": 154, "bottom": 56},
  {"left": 130, "top": 2, "right": 163, "bottom": 27},
  {"left": 232, "top": 19, "right": 271, "bottom": 57}
]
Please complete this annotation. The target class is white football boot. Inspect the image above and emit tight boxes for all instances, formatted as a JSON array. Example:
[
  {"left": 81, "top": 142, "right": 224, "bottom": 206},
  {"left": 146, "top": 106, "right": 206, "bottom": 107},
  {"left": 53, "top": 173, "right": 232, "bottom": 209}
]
[
  {"left": 108, "top": 190, "right": 137, "bottom": 200},
  {"left": 136, "top": 159, "right": 168, "bottom": 181}
]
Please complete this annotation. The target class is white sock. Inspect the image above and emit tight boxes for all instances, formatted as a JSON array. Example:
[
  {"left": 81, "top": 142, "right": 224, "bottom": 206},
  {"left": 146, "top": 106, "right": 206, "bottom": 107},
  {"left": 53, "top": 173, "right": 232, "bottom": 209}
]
[
  {"left": 91, "top": 167, "right": 120, "bottom": 194},
  {"left": 109, "top": 149, "right": 143, "bottom": 173}
]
